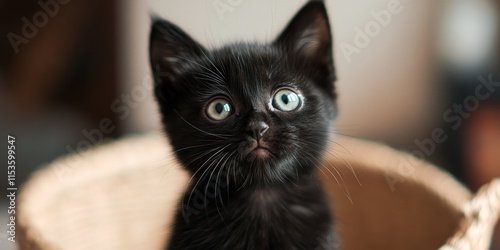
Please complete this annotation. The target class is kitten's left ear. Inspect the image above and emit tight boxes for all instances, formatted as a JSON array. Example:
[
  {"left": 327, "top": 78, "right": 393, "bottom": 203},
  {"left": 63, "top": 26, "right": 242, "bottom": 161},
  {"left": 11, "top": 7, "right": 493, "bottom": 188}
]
[
  {"left": 275, "top": 1, "right": 335, "bottom": 92},
  {"left": 150, "top": 18, "right": 206, "bottom": 84},
  {"left": 150, "top": 18, "right": 207, "bottom": 113}
]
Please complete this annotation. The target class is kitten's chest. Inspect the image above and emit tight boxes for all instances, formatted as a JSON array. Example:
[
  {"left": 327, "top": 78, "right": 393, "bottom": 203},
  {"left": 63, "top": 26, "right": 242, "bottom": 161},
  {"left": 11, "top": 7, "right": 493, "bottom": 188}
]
[
  {"left": 172, "top": 186, "right": 334, "bottom": 250},
  {"left": 242, "top": 188, "right": 318, "bottom": 220}
]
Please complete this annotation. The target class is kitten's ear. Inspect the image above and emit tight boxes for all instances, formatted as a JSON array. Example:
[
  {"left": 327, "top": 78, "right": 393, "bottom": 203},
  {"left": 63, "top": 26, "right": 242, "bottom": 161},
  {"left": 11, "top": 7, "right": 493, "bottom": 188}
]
[
  {"left": 150, "top": 18, "right": 206, "bottom": 110},
  {"left": 275, "top": 1, "right": 335, "bottom": 92}
]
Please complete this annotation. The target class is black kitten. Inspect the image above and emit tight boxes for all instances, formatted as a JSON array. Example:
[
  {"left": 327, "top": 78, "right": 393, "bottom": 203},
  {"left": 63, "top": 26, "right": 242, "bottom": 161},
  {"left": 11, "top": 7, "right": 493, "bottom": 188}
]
[{"left": 150, "top": 1, "right": 338, "bottom": 249}]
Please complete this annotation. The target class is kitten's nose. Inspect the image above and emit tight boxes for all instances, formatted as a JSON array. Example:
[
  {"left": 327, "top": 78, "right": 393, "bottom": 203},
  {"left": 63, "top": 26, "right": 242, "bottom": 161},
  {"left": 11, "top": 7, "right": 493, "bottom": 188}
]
[{"left": 246, "top": 121, "right": 269, "bottom": 140}]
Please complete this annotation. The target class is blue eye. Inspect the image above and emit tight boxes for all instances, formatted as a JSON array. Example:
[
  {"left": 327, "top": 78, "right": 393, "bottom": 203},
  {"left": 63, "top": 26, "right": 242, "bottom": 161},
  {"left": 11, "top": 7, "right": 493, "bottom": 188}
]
[
  {"left": 206, "top": 99, "right": 232, "bottom": 121},
  {"left": 272, "top": 89, "right": 301, "bottom": 111}
]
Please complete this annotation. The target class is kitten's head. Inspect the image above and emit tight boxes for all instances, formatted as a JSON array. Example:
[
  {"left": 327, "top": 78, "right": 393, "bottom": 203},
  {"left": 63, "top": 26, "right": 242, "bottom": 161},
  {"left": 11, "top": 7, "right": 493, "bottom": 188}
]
[{"left": 150, "top": 1, "right": 336, "bottom": 187}]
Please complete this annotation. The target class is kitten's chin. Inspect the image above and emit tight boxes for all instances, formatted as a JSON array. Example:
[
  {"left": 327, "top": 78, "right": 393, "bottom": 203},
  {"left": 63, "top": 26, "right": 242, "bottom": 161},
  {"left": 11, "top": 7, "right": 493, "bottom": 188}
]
[
  {"left": 249, "top": 147, "right": 271, "bottom": 160},
  {"left": 241, "top": 140, "right": 274, "bottom": 162}
]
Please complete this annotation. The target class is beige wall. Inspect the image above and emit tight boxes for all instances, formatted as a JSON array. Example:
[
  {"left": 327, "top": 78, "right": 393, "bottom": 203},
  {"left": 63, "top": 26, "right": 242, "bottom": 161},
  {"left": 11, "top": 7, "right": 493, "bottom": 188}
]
[{"left": 120, "top": 0, "right": 442, "bottom": 144}]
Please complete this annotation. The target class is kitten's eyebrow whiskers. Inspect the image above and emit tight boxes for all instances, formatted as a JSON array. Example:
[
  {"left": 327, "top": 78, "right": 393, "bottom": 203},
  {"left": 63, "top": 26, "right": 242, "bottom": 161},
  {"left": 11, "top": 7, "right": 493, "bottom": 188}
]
[
  {"left": 176, "top": 55, "right": 225, "bottom": 84},
  {"left": 198, "top": 46, "right": 226, "bottom": 83},
  {"left": 193, "top": 73, "right": 224, "bottom": 85}
]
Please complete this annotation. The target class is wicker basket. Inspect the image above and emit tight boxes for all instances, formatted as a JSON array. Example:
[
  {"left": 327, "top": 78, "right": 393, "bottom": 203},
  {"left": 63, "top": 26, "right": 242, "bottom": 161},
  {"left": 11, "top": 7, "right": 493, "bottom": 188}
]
[{"left": 17, "top": 134, "right": 500, "bottom": 250}]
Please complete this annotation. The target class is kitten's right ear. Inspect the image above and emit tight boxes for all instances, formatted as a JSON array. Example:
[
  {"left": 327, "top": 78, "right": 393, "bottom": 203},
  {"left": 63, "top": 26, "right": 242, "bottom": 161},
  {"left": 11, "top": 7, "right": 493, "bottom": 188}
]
[
  {"left": 275, "top": 1, "right": 335, "bottom": 94},
  {"left": 149, "top": 18, "right": 206, "bottom": 108}
]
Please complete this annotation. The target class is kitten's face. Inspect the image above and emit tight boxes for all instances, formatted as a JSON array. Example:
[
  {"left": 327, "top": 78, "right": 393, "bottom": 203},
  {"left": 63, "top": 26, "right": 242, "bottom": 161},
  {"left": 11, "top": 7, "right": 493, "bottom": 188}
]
[{"left": 151, "top": 2, "right": 336, "bottom": 186}]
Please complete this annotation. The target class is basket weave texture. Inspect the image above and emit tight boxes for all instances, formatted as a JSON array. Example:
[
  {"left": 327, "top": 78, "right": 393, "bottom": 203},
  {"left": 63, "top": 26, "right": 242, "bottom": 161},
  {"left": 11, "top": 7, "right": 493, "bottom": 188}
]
[{"left": 17, "top": 134, "right": 500, "bottom": 250}]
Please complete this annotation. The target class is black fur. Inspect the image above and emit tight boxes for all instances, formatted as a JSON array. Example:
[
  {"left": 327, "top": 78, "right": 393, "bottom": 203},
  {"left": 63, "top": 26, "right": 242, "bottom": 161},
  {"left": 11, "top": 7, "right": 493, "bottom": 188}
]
[{"left": 150, "top": 1, "right": 338, "bottom": 249}]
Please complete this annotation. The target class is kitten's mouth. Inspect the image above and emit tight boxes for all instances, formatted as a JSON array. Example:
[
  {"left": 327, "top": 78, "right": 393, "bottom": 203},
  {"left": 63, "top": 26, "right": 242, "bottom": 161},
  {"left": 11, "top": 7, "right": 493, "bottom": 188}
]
[
  {"left": 240, "top": 139, "right": 274, "bottom": 161},
  {"left": 252, "top": 146, "right": 271, "bottom": 158},
  {"left": 246, "top": 141, "right": 272, "bottom": 159}
]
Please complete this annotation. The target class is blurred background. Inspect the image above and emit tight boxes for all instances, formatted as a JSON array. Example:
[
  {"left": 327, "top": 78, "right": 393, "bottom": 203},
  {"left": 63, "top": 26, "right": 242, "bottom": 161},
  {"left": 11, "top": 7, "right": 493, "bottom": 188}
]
[{"left": 0, "top": 0, "right": 499, "bottom": 249}]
